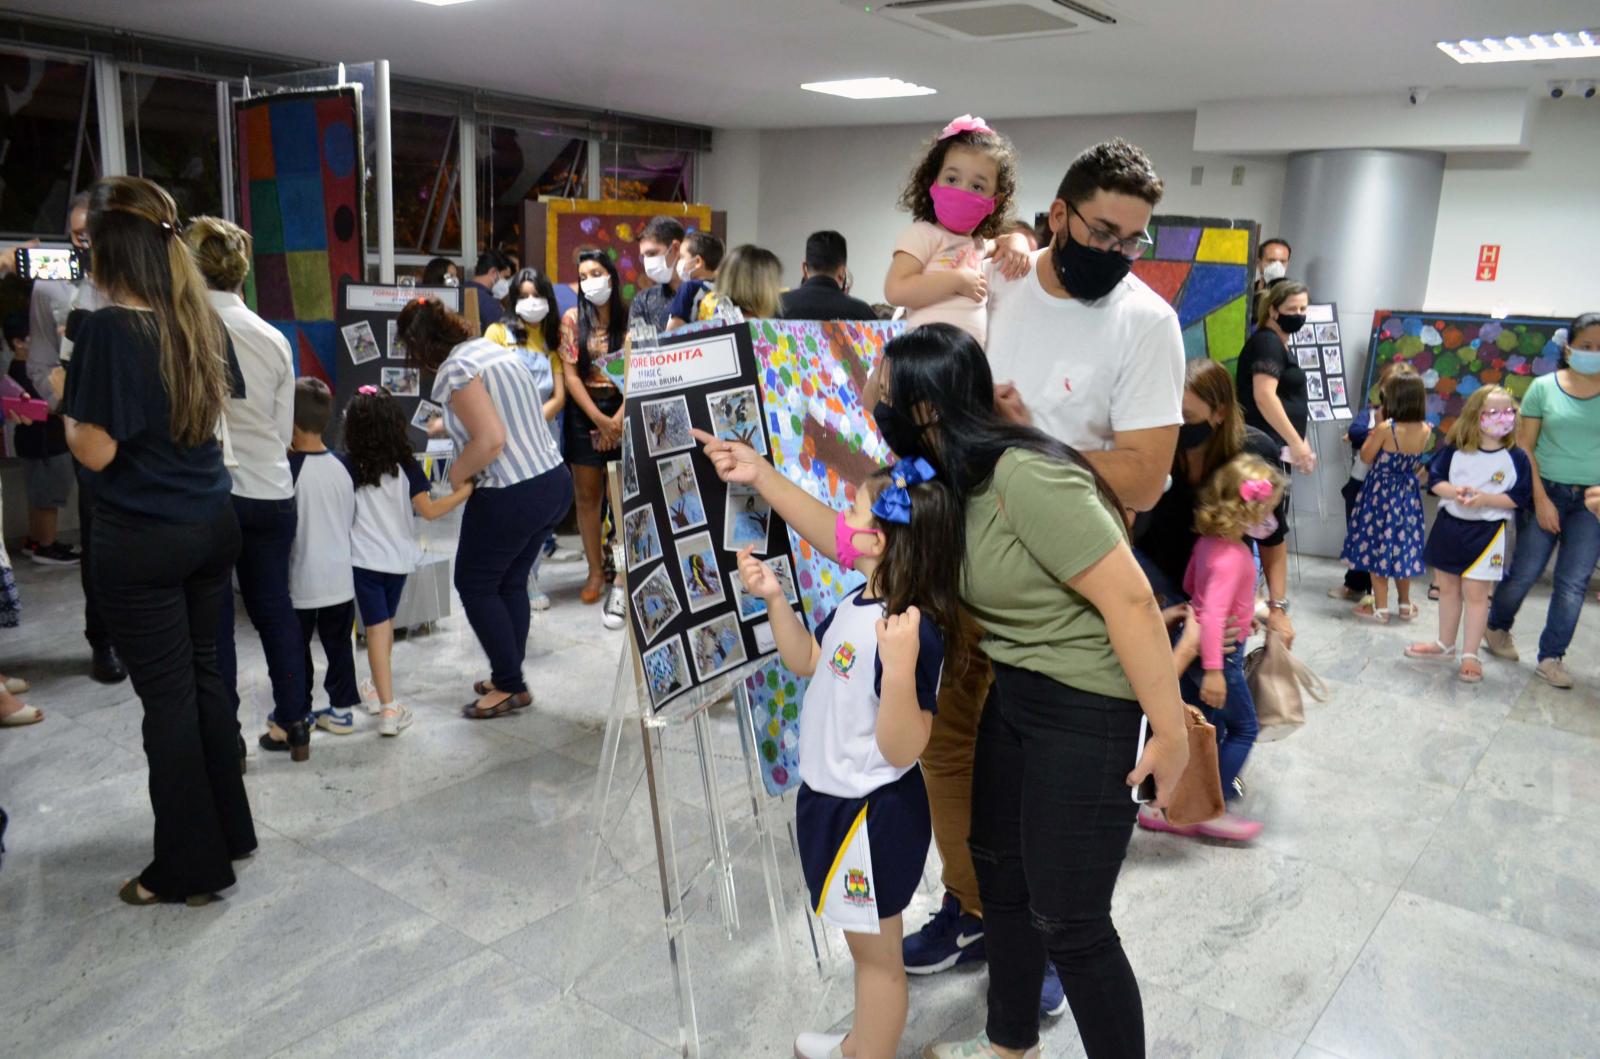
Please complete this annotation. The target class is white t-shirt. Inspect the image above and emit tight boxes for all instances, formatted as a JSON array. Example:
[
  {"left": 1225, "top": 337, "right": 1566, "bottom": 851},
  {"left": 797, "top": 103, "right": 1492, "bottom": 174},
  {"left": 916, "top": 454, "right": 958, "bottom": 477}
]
[
  {"left": 210, "top": 291, "right": 294, "bottom": 500},
  {"left": 288, "top": 451, "right": 356, "bottom": 609},
  {"left": 798, "top": 587, "right": 944, "bottom": 800},
  {"left": 984, "top": 250, "right": 1184, "bottom": 452},
  {"left": 350, "top": 457, "right": 431, "bottom": 575}
]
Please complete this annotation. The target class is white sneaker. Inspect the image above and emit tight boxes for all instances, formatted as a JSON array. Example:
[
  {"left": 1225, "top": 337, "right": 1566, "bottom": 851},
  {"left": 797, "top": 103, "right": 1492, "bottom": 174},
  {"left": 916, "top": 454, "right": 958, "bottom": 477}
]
[
  {"left": 793, "top": 1030, "right": 847, "bottom": 1059},
  {"left": 923, "top": 1033, "right": 1039, "bottom": 1059},
  {"left": 360, "top": 678, "right": 381, "bottom": 716},
  {"left": 601, "top": 585, "right": 626, "bottom": 630},
  {"left": 529, "top": 588, "right": 551, "bottom": 611},
  {"left": 379, "top": 704, "right": 413, "bottom": 736},
  {"left": 1536, "top": 657, "right": 1575, "bottom": 689}
]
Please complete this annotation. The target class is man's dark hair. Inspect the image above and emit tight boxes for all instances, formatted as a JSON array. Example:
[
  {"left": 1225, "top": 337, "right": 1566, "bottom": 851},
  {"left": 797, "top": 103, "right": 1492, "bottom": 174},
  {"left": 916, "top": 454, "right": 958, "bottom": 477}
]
[
  {"left": 1259, "top": 237, "right": 1291, "bottom": 260},
  {"left": 684, "top": 230, "right": 725, "bottom": 272},
  {"left": 804, "top": 230, "right": 849, "bottom": 273},
  {"left": 1055, "top": 138, "right": 1164, "bottom": 209},
  {"left": 473, "top": 251, "right": 501, "bottom": 277},
  {"left": 293, "top": 376, "right": 334, "bottom": 434},
  {"left": 641, "top": 215, "right": 686, "bottom": 247},
  {"left": 3, "top": 310, "right": 28, "bottom": 347}
]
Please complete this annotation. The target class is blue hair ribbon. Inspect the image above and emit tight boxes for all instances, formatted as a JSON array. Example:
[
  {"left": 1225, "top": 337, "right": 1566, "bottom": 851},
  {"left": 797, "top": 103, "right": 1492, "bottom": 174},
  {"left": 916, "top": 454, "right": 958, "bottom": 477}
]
[{"left": 871, "top": 457, "right": 937, "bottom": 525}]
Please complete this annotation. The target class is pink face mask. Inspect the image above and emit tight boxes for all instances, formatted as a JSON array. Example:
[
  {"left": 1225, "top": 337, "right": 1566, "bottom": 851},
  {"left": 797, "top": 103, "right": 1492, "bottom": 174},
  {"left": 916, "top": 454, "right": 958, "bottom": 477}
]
[
  {"left": 1479, "top": 411, "right": 1516, "bottom": 438},
  {"left": 929, "top": 184, "right": 996, "bottom": 235},
  {"left": 834, "top": 511, "right": 883, "bottom": 571}
]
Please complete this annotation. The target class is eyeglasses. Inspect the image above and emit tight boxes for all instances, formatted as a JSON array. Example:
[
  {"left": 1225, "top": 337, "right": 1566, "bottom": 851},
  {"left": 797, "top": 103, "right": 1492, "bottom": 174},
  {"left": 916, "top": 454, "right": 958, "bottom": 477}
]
[{"left": 1069, "top": 203, "right": 1153, "bottom": 260}]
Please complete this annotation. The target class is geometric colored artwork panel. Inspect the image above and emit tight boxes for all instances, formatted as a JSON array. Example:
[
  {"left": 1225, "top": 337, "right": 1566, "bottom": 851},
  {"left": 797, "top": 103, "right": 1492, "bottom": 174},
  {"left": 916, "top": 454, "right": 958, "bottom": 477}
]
[
  {"left": 1132, "top": 214, "right": 1257, "bottom": 376},
  {"left": 1363, "top": 310, "right": 1570, "bottom": 440},
  {"left": 546, "top": 198, "right": 712, "bottom": 305},
  {"left": 235, "top": 87, "right": 366, "bottom": 389}
]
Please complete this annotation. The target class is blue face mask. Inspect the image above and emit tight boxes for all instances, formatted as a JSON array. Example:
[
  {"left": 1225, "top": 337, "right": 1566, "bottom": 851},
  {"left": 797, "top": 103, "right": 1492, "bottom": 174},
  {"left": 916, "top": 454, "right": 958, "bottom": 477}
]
[{"left": 1569, "top": 348, "right": 1600, "bottom": 376}]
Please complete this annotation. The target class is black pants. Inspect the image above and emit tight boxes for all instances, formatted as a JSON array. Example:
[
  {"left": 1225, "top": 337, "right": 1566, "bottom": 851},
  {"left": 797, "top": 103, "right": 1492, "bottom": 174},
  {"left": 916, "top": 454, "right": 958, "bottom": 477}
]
[
  {"left": 218, "top": 495, "right": 305, "bottom": 726},
  {"left": 298, "top": 601, "right": 359, "bottom": 714},
  {"left": 77, "top": 480, "right": 109, "bottom": 648},
  {"left": 970, "top": 662, "right": 1144, "bottom": 1057},
  {"left": 1340, "top": 476, "right": 1372, "bottom": 593},
  {"left": 93, "top": 503, "right": 256, "bottom": 898}
]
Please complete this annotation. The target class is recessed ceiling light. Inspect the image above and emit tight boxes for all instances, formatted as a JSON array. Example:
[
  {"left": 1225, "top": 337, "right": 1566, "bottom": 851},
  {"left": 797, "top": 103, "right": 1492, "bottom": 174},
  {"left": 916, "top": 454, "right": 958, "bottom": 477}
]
[
  {"left": 800, "top": 77, "right": 937, "bottom": 100},
  {"left": 1438, "top": 29, "right": 1600, "bottom": 63},
  {"left": 411, "top": 0, "right": 475, "bottom": 6}
]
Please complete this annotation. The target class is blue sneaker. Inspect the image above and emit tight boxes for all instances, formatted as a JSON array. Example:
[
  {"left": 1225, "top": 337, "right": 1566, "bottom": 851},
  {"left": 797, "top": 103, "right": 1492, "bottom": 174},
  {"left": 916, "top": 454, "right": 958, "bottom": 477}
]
[
  {"left": 903, "top": 893, "right": 985, "bottom": 975},
  {"left": 1040, "top": 961, "right": 1067, "bottom": 1019},
  {"left": 313, "top": 707, "right": 355, "bottom": 734}
]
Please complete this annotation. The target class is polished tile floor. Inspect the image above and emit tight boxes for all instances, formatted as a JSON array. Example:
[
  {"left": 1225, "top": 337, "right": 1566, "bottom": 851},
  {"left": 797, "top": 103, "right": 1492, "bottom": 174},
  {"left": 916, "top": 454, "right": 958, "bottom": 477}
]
[{"left": 3, "top": 544, "right": 1598, "bottom": 1059}]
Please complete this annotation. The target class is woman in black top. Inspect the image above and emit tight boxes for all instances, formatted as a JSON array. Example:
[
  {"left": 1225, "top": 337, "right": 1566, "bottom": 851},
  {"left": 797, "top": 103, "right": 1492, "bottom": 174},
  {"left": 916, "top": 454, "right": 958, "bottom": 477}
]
[
  {"left": 1236, "top": 280, "right": 1315, "bottom": 474},
  {"left": 63, "top": 176, "right": 255, "bottom": 907}
]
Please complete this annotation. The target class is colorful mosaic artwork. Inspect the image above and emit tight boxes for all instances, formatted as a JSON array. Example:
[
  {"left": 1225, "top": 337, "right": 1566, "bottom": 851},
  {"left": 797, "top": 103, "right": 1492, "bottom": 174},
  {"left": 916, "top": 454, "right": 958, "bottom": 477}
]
[
  {"left": 235, "top": 87, "right": 366, "bottom": 387},
  {"left": 741, "top": 319, "right": 903, "bottom": 795},
  {"left": 1363, "top": 311, "right": 1570, "bottom": 438},
  {"left": 546, "top": 198, "right": 712, "bottom": 304},
  {"left": 1130, "top": 215, "right": 1257, "bottom": 374}
]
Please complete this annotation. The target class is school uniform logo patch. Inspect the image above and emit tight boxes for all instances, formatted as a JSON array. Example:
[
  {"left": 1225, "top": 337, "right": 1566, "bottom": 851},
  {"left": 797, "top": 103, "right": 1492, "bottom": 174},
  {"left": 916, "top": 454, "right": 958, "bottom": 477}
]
[
  {"left": 844, "top": 868, "right": 872, "bottom": 905},
  {"left": 1490, "top": 470, "right": 1506, "bottom": 485},
  {"left": 1491, "top": 553, "right": 1504, "bottom": 568},
  {"left": 829, "top": 642, "right": 857, "bottom": 679}
]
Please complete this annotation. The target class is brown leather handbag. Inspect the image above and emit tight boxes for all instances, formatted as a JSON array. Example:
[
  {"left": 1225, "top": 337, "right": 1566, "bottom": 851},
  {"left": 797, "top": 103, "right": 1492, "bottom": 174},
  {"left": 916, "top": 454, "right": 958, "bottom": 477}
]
[
  {"left": 1165, "top": 706, "right": 1226, "bottom": 827},
  {"left": 1244, "top": 630, "right": 1327, "bottom": 741}
]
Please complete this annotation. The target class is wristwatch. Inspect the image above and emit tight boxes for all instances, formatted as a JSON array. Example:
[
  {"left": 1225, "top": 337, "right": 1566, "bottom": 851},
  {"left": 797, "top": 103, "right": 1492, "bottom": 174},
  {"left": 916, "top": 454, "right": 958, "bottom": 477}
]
[{"left": 1266, "top": 598, "right": 1291, "bottom": 614}]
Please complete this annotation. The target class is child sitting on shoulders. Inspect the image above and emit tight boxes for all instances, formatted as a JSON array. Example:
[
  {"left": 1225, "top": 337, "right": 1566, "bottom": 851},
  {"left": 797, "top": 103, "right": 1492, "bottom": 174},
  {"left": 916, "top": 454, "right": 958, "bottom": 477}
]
[
  {"left": 664, "top": 231, "right": 724, "bottom": 331},
  {"left": 743, "top": 457, "right": 959, "bottom": 1059},
  {"left": 1405, "top": 386, "right": 1531, "bottom": 682}
]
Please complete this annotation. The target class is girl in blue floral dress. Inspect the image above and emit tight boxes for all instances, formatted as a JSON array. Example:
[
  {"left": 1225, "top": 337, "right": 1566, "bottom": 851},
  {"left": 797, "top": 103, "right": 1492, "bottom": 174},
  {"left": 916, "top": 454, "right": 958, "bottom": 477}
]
[{"left": 1340, "top": 371, "right": 1431, "bottom": 624}]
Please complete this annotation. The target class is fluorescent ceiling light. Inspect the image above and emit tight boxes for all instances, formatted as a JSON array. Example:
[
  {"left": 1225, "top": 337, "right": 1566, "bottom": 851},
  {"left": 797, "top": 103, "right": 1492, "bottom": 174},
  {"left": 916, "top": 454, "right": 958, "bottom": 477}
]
[
  {"left": 411, "top": 0, "right": 475, "bottom": 6},
  {"left": 800, "top": 77, "right": 937, "bottom": 100},
  {"left": 1438, "top": 29, "right": 1600, "bottom": 63}
]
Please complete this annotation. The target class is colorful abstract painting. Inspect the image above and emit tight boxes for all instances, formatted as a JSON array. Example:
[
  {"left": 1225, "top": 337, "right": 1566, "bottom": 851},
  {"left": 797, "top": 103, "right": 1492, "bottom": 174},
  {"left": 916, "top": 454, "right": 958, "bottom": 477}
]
[
  {"left": 546, "top": 198, "right": 712, "bottom": 304},
  {"left": 1363, "top": 311, "right": 1569, "bottom": 438},
  {"left": 741, "top": 319, "right": 904, "bottom": 794},
  {"left": 1131, "top": 215, "right": 1256, "bottom": 374},
  {"left": 235, "top": 87, "right": 366, "bottom": 388}
]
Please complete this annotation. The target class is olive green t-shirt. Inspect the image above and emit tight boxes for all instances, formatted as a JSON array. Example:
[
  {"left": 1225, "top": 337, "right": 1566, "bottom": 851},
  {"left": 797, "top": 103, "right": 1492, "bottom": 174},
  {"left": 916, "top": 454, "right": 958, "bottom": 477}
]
[{"left": 962, "top": 448, "right": 1134, "bottom": 700}]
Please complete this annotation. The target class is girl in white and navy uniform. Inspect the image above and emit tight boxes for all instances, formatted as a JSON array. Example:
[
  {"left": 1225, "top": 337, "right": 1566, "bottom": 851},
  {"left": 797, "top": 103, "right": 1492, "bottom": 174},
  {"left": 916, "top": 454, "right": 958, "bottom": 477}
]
[
  {"left": 738, "top": 458, "right": 960, "bottom": 1059},
  {"left": 1407, "top": 385, "right": 1532, "bottom": 682}
]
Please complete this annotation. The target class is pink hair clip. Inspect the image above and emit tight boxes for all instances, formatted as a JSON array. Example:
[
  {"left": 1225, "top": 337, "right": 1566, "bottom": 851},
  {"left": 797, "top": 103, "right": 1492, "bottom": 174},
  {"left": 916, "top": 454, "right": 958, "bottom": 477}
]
[
  {"left": 1240, "top": 479, "right": 1273, "bottom": 502},
  {"left": 939, "top": 114, "right": 994, "bottom": 140},
  {"left": 357, "top": 385, "right": 379, "bottom": 396}
]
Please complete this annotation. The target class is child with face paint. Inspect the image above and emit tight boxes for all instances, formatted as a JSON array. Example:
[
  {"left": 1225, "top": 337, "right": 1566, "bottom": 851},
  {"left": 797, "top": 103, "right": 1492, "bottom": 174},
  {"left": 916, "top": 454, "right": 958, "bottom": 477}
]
[
  {"left": 884, "top": 116, "right": 1030, "bottom": 346},
  {"left": 1405, "top": 386, "right": 1532, "bottom": 683},
  {"left": 744, "top": 457, "right": 962, "bottom": 1059}
]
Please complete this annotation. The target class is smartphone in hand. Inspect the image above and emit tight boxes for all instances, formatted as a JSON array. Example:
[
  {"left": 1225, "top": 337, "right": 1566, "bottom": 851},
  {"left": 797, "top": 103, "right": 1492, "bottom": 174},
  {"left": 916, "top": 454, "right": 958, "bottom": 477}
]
[{"left": 1131, "top": 715, "right": 1156, "bottom": 804}]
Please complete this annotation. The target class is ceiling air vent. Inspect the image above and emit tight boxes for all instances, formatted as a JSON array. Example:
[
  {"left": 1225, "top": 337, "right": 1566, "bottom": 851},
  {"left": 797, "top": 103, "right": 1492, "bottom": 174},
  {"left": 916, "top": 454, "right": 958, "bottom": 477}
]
[{"left": 851, "top": 0, "right": 1119, "bottom": 42}]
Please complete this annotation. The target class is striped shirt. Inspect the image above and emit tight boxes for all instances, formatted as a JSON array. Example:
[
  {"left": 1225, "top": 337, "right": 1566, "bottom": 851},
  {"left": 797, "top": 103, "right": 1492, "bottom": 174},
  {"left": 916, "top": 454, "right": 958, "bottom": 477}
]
[{"left": 431, "top": 338, "right": 562, "bottom": 488}]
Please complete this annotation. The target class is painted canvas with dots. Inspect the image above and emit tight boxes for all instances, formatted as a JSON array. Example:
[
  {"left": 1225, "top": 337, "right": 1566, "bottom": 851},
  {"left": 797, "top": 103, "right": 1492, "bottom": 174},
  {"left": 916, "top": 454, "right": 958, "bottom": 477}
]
[
  {"left": 742, "top": 319, "right": 904, "bottom": 795},
  {"left": 1130, "top": 215, "right": 1257, "bottom": 375},
  {"left": 1363, "top": 311, "right": 1569, "bottom": 438},
  {"left": 234, "top": 87, "right": 366, "bottom": 388}
]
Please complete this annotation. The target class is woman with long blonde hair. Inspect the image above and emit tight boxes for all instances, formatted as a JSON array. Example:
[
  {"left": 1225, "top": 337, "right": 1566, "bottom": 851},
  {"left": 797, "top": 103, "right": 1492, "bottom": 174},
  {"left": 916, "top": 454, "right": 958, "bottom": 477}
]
[{"left": 63, "top": 176, "right": 255, "bottom": 906}]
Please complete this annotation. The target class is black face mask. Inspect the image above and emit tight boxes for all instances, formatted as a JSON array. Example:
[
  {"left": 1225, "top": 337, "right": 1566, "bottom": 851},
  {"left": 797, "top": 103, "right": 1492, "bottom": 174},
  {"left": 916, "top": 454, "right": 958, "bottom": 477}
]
[
  {"left": 1177, "top": 420, "right": 1215, "bottom": 450},
  {"left": 1275, "top": 312, "right": 1307, "bottom": 335},
  {"left": 1051, "top": 229, "right": 1132, "bottom": 301},
  {"left": 873, "top": 400, "right": 928, "bottom": 459}
]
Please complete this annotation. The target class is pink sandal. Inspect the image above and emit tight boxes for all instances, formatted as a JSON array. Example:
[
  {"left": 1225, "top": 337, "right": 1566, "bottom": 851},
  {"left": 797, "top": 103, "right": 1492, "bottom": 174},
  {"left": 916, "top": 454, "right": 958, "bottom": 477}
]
[
  {"left": 1458, "top": 654, "right": 1484, "bottom": 684},
  {"left": 1352, "top": 598, "right": 1389, "bottom": 624},
  {"left": 1396, "top": 603, "right": 1421, "bottom": 622},
  {"left": 1136, "top": 805, "right": 1199, "bottom": 837},
  {"left": 1404, "top": 640, "right": 1455, "bottom": 661}
]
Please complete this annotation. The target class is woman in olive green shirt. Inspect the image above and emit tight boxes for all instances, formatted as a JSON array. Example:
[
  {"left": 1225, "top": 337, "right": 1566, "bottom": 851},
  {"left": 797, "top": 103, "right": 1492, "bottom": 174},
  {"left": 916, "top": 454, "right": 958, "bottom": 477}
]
[{"left": 696, "top": 323, "right": 1186, "bottom": 1059}]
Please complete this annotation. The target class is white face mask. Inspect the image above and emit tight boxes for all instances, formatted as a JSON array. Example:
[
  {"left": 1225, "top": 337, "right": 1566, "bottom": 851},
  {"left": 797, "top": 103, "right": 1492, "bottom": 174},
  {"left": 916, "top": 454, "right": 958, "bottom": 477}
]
[
  {"left": 491, "top": 277, "right": 511, "bottom": 299},
  {"left": 1261, "top": 260, "right": 1287, "bottom": 283},
  {"left": 515, "top": 296, "right": 549, "bottom": 324},
  {"left": 675, "top": 257, "right": 696, "bottom": 284},
  {"left": 642, "top": 253, "right": 673, "bottom": 285},
  {"left": 581, "top": 276, "right": 612, "bottom": 305},
  {"left": 444, "top": 274, "right": 459, "bottom": 288}
]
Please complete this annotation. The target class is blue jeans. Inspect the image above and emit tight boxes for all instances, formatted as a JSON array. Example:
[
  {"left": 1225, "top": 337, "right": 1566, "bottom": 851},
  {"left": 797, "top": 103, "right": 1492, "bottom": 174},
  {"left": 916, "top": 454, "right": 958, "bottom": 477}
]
[
  {"left": 455, "top": 467, "right": 573, "bottom": 695},
  {"left": 218, "top": 495, "right": 305, "bottom": 725},
  {"left": 1204, "top": 644, "right": 1257, "bottom": 799},
  {"left": 1488, "top": 480, "right": 1600, "bottom": 662}
]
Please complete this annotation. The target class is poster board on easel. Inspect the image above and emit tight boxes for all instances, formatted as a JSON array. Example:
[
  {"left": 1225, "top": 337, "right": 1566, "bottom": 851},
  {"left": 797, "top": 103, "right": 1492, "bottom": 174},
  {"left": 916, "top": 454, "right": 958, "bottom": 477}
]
[
  {"left": 1283, "top": 302, "right": 1352, "bottom": 423},
  {"left": 333, "top": 281, "right": 460, "bottom": 447}
]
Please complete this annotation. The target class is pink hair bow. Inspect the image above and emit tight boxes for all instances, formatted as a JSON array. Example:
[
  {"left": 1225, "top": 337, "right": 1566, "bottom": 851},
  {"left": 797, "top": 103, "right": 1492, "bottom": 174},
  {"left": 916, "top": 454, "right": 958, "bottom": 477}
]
[
  {"left": 939, "top": 114, "right": 994, "bottom": 140},
  {"left": 357, "top": 385, "right": 379, "bottom": 396},
  {"left": 1240, "top": 479, "right": 1273, "bottom": 502}
]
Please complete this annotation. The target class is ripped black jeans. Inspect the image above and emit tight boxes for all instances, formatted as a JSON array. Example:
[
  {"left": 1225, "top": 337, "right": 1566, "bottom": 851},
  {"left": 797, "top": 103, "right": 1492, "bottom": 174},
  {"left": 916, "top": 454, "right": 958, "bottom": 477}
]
[{"left": 970, "top": 661, "right": 1144, "bottom": 1057}]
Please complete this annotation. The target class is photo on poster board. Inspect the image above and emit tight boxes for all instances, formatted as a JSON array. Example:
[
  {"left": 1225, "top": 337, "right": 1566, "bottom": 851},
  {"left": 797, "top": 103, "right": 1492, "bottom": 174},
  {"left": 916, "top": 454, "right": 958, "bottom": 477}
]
[
  {"left": 675, "top": 531, "right": 726, "bottom": 612},
  {"left": 343, "top": 320, "right": 381, "bottom": 365},
  {"left": 1292, "top": 324, "right": 1315, "bottom": 346},
  {"left": 1305, "top": 374, "right": 1325, "bottom": 400},
  {"left": 1296, "top": 346, "right": 1321, "bottom": 370},
  {"left": 621, "top": 420, "right": 640, "bottom": 501},
  {"left": 631, "top": 565, "right": 682, "bottom": 645},
  {"left": 723, "top": 484, "right": 772, "bottom": 553},
  {"left": 1328, "top": 377, "right": 1348, "bottom": 406},
  {"left": 1315, "top": 323, "right": 1340, "bottom": 344},
  {"left": 642, "top": 635, "right": 693, "bottom": 708},
  {"left": 705, "top": 384, "right": 767, "bottom": 455},
  {"left": 641, "top": 395, "right": 694, "bottom": 456},
  {"left": 728, "top": 554, "right": 798, "bottom": 620},
  {"left": 1322, "top": 347, "right": 1343, "bottom": 375},
  {"left": 752, "top": 621, "right": 776, "bottom": 653},
  {"left": 409, "top": 399, "right": 443, "bottom": 431},
  {"left": 687, "top": 612, "right": 748, "bottom": 683},
  {"left": 380, "top": 366, "right": 420, "bottom": 397},
  {"left": 623, "top": 504, "right": 665, "bottom": 571},
  {"left": 385, "top": 319, "right": 408, "bottom": 360},
  {"left": 658, "top": 453, "right": 708, "bottom": 532},
  {"left": 1308, "top": 401, "right": 1334, "bottom": 422}
]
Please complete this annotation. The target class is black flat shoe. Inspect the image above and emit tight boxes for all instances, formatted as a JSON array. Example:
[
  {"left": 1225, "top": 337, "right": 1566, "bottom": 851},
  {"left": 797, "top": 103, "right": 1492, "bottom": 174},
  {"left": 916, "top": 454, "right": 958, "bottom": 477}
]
[
  {"left": 91, "top": 644, "right": 128, "bottom": 685},
  {"left": 118, "top": 879, "right": 214, "bottom": 908},
  {"left": 260, "top": 720, "right": 312, "bottom": 762}
]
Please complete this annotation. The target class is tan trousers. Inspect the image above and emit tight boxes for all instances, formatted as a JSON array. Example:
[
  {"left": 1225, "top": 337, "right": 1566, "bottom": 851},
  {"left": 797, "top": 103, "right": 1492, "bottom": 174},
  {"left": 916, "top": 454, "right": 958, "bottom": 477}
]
[{"left": 920, "top": 611, "right": 992, "bottom": 916}]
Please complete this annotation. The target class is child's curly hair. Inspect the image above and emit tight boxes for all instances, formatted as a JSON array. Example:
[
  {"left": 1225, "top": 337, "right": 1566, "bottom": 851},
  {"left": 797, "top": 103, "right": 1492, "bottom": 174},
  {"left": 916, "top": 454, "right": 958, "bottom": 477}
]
[
  {"left": 343, "top": 390, "right": 414, "bottom": 489},
  {"left": 1195, "top": 454, "right": 1285, "bottom": 540},
  {"left": 898, "top": 125, "right": 1018, "bottom": 242}
]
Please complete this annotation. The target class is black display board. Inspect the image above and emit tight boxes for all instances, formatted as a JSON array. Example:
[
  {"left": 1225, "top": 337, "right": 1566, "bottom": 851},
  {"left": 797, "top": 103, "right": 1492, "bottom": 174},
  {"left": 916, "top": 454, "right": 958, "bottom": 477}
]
[
  {"left": 333, "top": 282, "right": 461, "bottom": 445},
  {"left": 621, "top": 322, "right": 803, "bottom": 713}
]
